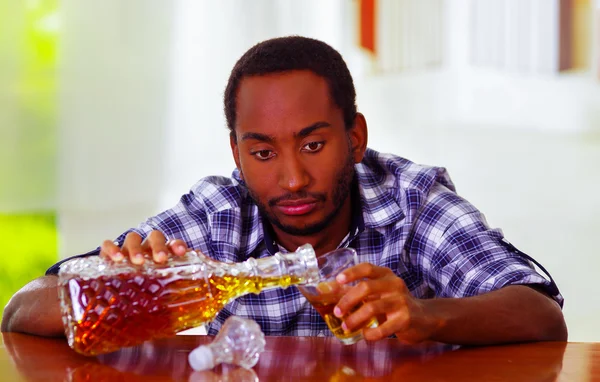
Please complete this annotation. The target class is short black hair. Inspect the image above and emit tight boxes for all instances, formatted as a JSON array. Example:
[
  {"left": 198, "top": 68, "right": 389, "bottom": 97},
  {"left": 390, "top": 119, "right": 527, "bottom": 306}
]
[{"left": 224, "top": 36, "right": 357, "bottom": 141}]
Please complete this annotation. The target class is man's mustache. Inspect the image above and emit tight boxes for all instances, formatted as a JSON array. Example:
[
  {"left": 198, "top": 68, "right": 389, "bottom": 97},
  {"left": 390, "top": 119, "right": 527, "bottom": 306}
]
[{"left": 268, "top": 192, "right": 327, "bottom": 207}]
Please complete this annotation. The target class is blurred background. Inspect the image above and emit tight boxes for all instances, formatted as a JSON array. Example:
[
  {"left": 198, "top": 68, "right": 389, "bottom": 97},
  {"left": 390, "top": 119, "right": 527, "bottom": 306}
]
[{"left": 1, "top": 0, "right": 599, "bottom": 341}]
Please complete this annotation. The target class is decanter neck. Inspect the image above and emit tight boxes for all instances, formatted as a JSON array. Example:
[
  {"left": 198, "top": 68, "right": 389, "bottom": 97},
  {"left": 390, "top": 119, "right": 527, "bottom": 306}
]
[{"left": 241, "top": 244, "right": 319, "bottom": 289}]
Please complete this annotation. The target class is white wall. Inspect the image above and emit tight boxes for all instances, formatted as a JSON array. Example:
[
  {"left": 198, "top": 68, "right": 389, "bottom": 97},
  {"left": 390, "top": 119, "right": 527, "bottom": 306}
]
[
  {"left": 58, "top": 0, "right": 174, "bottom": 253},
  {"left": 368, "top": 0, "right": 600, "bottom": 134}
]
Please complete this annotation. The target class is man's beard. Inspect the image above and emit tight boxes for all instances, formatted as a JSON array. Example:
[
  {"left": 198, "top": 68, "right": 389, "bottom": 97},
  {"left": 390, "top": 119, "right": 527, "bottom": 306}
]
[{"left": 247, "top": 151, "right": 356, "bottom": 237}]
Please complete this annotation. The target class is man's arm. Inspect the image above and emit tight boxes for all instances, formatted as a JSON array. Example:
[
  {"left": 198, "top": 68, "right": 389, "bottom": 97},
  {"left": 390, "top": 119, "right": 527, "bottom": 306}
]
[
  {"left": 335, "top": 264, "right": 567, "bottom": 345},
  {"left": 1, "top": 276, "right": 64, "bottom": 337},
  {"left": 420, "top": 284, "right": 567, "bottom": 345}
]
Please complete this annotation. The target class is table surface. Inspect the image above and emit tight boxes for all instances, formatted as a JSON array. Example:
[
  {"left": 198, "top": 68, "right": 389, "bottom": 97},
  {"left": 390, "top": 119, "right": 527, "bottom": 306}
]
[{"left": 1, "top": 333, "right": 599, "bottom": 381}]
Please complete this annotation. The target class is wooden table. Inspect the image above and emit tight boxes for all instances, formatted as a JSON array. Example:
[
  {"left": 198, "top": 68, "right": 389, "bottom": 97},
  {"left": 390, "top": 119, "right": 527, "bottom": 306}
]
[{"left": 1, "top": 333, "right": 598, "bottom": 381}]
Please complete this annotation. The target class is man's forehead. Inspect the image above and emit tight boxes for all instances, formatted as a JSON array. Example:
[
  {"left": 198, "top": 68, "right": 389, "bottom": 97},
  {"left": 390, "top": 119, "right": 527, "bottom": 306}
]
[
  {"left": 235, "top": 71, "right": 337, "bottom": 130},
  {"left": 237, "top": 70, "right": 329, "bottom": 100}
]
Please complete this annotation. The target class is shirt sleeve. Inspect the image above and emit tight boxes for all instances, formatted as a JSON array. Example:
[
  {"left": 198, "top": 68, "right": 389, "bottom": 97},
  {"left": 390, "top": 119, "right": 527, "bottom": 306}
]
[{"left": 425, "top": 210, "right": 563, "bottom": 307}]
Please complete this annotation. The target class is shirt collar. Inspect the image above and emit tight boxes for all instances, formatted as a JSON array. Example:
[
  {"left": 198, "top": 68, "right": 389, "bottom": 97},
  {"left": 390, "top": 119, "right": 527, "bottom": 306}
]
[{"left": 354, "top": 149, "right": 405, "bottom": 229}]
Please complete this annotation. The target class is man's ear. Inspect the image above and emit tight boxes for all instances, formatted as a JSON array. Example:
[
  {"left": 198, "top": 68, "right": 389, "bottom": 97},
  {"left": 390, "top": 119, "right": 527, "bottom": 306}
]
[
  {"left": 230, "top": 133, "right": 243, "bottom": 180},
  {"left": 348, "top": 112, "right": 368, "bottom": 163}
]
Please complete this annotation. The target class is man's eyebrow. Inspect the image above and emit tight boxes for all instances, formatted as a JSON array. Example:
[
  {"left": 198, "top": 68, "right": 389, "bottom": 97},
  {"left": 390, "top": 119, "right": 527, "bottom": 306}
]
[
  {"left": 240, "top": 122, "right": 331, "bottom": 142},
  {"left": 241, "top": 132, "right": 276, "bottom": 142},
  {"left": 295, "top": 122, "right": 331, "bottom": 138}
]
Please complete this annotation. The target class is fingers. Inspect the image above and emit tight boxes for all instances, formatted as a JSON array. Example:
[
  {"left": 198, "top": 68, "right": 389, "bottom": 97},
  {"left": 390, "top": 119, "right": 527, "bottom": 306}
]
[
  {"left": 336, "top": 263, "right": 392, "bottom": 284},
  {"left": 316, "top": 279, "right": 343, "bottom": 295},
  {"left": 363, "top": 317, "right": 405, "bottom": 342},
  {"left": 122, "top": 232, "right": 145, "bottom": 264},
  {"left": 333, "top": 270, "right": 410, "bottom": 341},
  {"left": 142, "top": 232, "right": 187, "bottom": 262},
  {"left": 100, "top": 240, "right": 124, "bottom": 262},
  {"left": 166, "top": 238, "right": 188, "bottom": 257},
  {"left": 144, "top": 231, "right": 169, "bottom": 263},
  {"left": 100, "top": 231, "right": 189, "bottom": 265},
  {"left": 335, "top": 276, "right": 404, "bottom": 318},
  {"left": 340, "top": 289, "right": 433, "bottom": 344},
  {"left": 362, "top": 312, "right": 426, "bottom": 345},
  {"left": 341, "top": 297, "right": 403, "bottom": 337}
]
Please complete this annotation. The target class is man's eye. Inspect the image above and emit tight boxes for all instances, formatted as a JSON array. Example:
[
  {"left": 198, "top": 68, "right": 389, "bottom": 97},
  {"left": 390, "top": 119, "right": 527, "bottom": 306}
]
[
  {"left": 252, "top": 150, "right": 275, "bottom": 160},
  {"left": 303, "top": 142, "right": 324, "bottom": 152}
]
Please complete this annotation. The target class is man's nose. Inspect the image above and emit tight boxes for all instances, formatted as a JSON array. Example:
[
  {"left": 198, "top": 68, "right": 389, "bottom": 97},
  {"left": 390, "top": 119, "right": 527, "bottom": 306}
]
[{"left": 278, "top": 154, "right": 310, "bottom": 192}]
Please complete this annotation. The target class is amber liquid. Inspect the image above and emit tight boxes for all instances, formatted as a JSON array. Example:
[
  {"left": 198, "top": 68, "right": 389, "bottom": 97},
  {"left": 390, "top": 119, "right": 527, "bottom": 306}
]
[
  {"left": 311, "top": 300, "right": 378, "bottom": 344},
  {"left": 61, "top": 272, "right": 300, "bottom": 356}
]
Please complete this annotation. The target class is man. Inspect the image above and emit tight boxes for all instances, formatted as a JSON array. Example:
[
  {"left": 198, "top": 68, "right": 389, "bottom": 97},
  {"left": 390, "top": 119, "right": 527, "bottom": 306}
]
[{"left": 2, "top": 36, "right": 567, "bottom": 344}]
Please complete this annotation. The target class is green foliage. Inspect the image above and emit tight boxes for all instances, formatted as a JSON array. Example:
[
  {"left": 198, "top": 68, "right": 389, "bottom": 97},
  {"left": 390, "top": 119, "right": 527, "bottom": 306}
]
[
  {"left": 0, "top": 1, "right": 60, "bottom": 320},
  {"left": 0, "top": 0, "right": 58, "bottom": 208},
  {"left": 0, "top": 213, "right": 57, "bottom": 318}
]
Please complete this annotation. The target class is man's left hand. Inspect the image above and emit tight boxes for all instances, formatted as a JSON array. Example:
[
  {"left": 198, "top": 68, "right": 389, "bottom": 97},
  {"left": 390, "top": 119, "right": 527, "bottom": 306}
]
[{"left": 333, "top": 263, "right": 443, "bottom": 344}]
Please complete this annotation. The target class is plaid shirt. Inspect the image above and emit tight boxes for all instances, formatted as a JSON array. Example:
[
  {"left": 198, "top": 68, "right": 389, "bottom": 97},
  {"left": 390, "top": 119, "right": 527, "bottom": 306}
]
[{"left": 48, "top": 148, "right": 562, "bottom": 336}]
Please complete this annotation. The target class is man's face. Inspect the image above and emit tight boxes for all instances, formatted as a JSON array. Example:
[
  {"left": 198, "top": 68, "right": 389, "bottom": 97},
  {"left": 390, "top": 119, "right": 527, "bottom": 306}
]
[{"left": 231, "top": 70, "right": 362, "bottom": 236}]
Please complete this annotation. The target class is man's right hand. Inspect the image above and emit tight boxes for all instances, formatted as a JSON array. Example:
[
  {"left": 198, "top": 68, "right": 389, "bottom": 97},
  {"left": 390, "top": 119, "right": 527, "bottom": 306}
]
[{"left": 100, "top": 231, "right": 189, "bottom": 265}]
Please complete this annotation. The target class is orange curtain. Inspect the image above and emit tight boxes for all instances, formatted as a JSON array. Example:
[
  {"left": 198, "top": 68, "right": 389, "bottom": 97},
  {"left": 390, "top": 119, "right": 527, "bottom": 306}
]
[{"left": 359, "top": 0, "right": 376, "bottom": 54}]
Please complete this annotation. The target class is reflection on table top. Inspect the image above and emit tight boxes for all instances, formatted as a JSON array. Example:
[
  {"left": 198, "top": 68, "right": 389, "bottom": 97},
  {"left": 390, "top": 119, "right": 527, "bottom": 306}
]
[{"left": 1, "top": 332, "right": 598, "bottom": 381}]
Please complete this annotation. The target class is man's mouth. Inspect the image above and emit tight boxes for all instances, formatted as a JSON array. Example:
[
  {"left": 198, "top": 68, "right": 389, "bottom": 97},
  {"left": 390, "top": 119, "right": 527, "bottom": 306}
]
[{"left": 275, "top": 199, "right": 318, "bottom": 216}]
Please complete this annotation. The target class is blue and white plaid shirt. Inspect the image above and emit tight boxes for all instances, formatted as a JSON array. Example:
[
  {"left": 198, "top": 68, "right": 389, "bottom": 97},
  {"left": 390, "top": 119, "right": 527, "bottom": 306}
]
[{"left": 48, "top": 148, "right": 562, "bottom": 337}]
